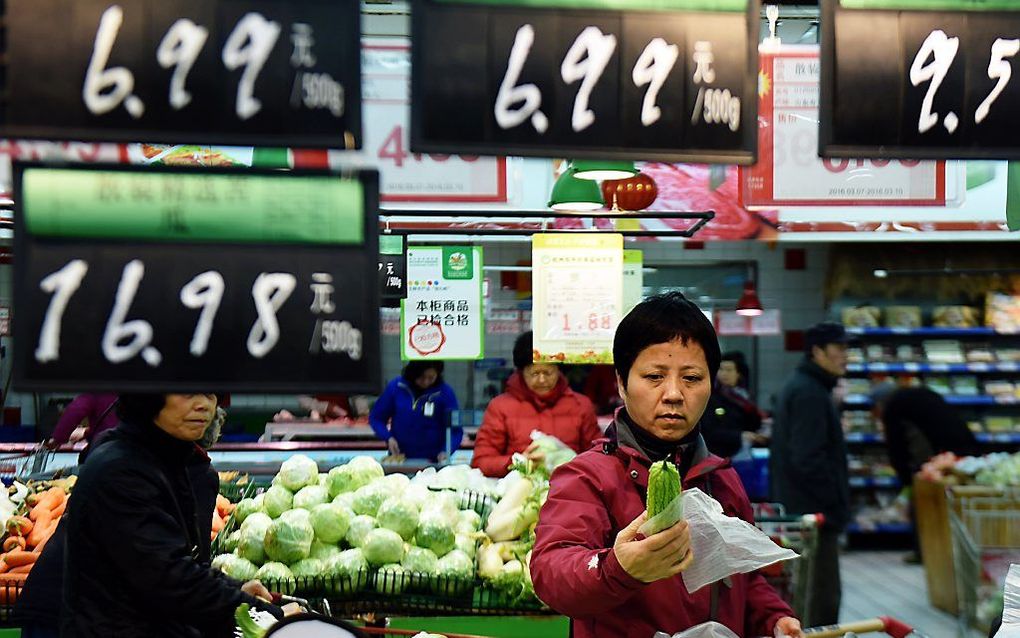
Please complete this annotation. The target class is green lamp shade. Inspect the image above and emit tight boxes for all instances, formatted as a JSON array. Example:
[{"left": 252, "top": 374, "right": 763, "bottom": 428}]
[
  {"left": 571, "top": 160, "right": 638, "bottom": 181},
  {"left": 548, "top": 169, "right": 604, "bottom": 211}
]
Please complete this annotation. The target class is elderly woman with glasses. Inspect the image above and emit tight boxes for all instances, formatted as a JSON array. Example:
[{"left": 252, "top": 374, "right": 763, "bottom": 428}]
[{"left": 471, "top": 331, "right": 600, "bottom": 478}]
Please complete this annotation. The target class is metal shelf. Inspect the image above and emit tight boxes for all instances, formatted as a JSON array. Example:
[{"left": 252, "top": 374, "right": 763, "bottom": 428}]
[
  {"left": 846, "top": 362, "right": 1020, "bottom": 375},
  {"left": 846, "top": 327, "right": 1002, "bottom": 337},
  {"left": 846, "top": 522, "right": 914, "bottom": 534},
  {"left": 843, "top": 394, "right": 1020, "bottom": 407},
  {"left": 849, "top": 476, "right": 901, "bottom": 489}
]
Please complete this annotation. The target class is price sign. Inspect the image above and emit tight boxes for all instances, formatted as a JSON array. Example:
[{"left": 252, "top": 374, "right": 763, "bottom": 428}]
[
  {"left": 3, "top": 0, "right": 361, "bottom": 148},
  {"left": 532, "top": 234, "right": 622, "bottom": 364},
  {"left": 13, "top": 163, "right": 380, "bottom": 393},
  {"left": 821, "top": 0, "right": 1020, "bottom": 159},
  {"left": 411, "top": 0, "right": 758, "bottom": 164}
]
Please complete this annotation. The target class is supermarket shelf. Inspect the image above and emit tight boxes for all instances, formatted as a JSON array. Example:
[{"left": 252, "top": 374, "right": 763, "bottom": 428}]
[
  {"left": 847, "top": 431, "right": 1020, "bottom": 444},
  {"left": 846, "top": 433, "right": 884, "bottom": 443},
  {"left": 846, "top": 362, "right": 1020, "bottom": 374},
  {"left": 849, "top": 476, "right": 901, "bottom": 489},
  {"left": 846, "top": 327, "right": 1001, "bottom": 337},
  {"left": 843, "top": 394, "right": 1020, "bottom": 407},
  {"left": 846, "top": 522, "right": 914, "bottom": 534}
]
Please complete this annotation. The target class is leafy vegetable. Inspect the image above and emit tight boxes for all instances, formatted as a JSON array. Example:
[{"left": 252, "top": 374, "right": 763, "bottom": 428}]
[
  {"left": 293, "top": 485, "right": 330, "bottom": 510},
  {"left": 375, "top": 563, "right": 409, "bottom": 595},
  {"left": 310, "top": 503, "right": 352, "bottom": 544},
  {"left": 279, "top": 508, "right": 312, "bottom": 526},
  {"left": 255, "top": 562, "right": 296, "bottom": 595},
  {"left": 352, "top": 482, "right": 391, "bottom": 517},
  {"left": 416, "top": 511, "right": 456, "bottom": 557},
  {"left": 456, "top": 510, "right": 482, "bottom": 534},
  {"left": 221, "top": 530, "right": 242, "bottom": 554},
  {"left": 235, "top": 603, "right": 270, "bottom": 638},
  {"left": 402, "top": 545, "right": 439, "bottom": 589},
  {"left": 345, "top": 515, "right": 377, "bottom": 548},
  {"left": 290, "top": 557, "right": 325, "bottom": 579},
  {"left": 430, "top": 549, "right": 474, "bottom": 596},
  {"left": 327, "top": 457, "right": 384, "bottom": 497},
  {"left": 362, "top": 528, "right": 406, "bottom": 566},
  {"left": 377, "top": 496, "right": 420, "bottom": 541},
  {"left": 324, "top": 548, "right": 368, "bottom": 594},
  {"left": 234, "top": 498, "right": 262, "bottom": 525},
  {"left": 211, "top": 553, "right": 257, "bottom": 581},
  {"left": 278, "top": 455, "right": 320, "bottom": 492},
  {"left": 264, "top": 517, "right": 314, "bottom": 564},
  {"left": 263, "top": 485, "right": 294, "bottom": 519},
  {"left": 309, "top": 540, "right": 343, "bottom": 561},
  {"left": 237, "top": 517, "right": 272, "bottom": 564},
  {"left": 647, "top": 460, "right": 681, "bottom": 517},
  {"left": 455, "top": 533, "right": 477, "bottom": 558}
]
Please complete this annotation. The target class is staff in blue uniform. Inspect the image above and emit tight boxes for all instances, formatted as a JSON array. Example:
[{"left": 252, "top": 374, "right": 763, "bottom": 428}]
[{"left": 370, "top": 361, "right": 461, "bottom": 462}]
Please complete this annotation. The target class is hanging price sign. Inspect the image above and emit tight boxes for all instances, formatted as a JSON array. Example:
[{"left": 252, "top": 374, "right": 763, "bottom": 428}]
[
  {"left": 2, "top": 0, "right": 361, "bottom": 148},
  {"left": 821, "top": 0, "right": 1020, "bottom": 159},
  {"left": 13, "top": 163, "right": 380, "bottom": 393},
  {"left": 411, "top": 0, "right": 759, "bottom": 164}
]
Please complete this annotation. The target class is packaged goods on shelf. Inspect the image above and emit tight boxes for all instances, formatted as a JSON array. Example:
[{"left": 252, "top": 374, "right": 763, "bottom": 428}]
[
  {"left": 923, "top": 340, "right": 966, "bottom": 363},
  {"left": 986, "top": 292, "right": 1020, "bottom": 333},
  {"left": 933, "top": 306, "right": 981, "bottom": 328},
  {"left": 896, "top": 344, "right": 922, "bottom": 362},
  {"left": 950, "top": 376, "right": 980, "bottom": 396},
  {"left": 983, "top": 416, "right": 1015, "bottom": 433},
  {"left": 842, "top": 306, "right": 881, "bottom": 328},
  {"left": 885, "top": 306, "right": 922, "bottom": 329},
  {"left": 984, "top": 380, "right": 1017, "bottom": 397},
  {"left": 965, "top": 344, "right": 997, "bottom": 363}
]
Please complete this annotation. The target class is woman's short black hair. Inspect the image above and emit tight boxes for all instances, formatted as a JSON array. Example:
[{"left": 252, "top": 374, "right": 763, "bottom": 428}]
[
  {"left": 512, "top": 331, "right": 534, "bottom": 370},
  {"left": 402, "top": 360, "right": 444, "bottom": 386},
  {"left": 116, "top": 393, "right": 166, "bottom": 426},
  {"left": 721, "top": 351, "right": 750, "bottom": 387},
  {"left": 613, "top": 291, "right": 721, "bottom": 388}
]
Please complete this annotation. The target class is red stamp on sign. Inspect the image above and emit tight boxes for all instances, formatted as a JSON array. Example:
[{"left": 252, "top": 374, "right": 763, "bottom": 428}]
[{"left": 408, "top": 320, "right": 446, "bottom": 356}]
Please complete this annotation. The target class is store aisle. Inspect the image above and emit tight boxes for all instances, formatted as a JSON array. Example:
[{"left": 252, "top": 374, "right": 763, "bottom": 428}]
[{"left": 841, "top": 550, "right": 982, "bottom": 638}]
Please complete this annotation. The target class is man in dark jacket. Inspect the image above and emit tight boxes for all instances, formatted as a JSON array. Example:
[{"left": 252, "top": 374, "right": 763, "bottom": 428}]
[
  {"left": 770, "top": 322, "right": 850, "bottom": 628},
  {"left": 60, "top": 394, "right": 280, "bottom": 638}
]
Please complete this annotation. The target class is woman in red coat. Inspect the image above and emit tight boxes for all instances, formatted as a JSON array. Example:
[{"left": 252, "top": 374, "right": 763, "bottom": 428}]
[
  {"left": 471, "top": 332, "right": 600, "bottom": 478},
  {"left": 530, "top": 292, "right": 803, "bottom": 638}
]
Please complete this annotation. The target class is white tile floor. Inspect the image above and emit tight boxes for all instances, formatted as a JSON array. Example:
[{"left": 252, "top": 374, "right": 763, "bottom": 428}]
[{"left": 841, "top": 550, "right": 983, "bottom": 638}]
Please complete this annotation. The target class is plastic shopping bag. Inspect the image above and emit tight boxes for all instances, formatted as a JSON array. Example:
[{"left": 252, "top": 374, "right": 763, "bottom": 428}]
[
  {"left": 653, "top": 621, "right": 740, "bottom": 638},
  {"left": 638, "top": 490, "right": 684, "bottom": 537},
  {"left": 995, "top": 564, "right": 1020, "bottom": 637},
  {"left": 528, "top": 430, "right": 577, "bottom": 473},
  {"left": 680, "top": 488, "right": 798, "bottom": 594}
]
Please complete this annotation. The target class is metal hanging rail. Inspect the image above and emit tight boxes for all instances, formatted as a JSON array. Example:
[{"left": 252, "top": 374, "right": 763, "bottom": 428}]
[{"left": 377, "top": 210, "right": 715, "bottom": 238}]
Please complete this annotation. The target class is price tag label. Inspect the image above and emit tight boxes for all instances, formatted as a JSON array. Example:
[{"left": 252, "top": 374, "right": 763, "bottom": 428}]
[
  {"left": 3, "top": 0, "right": 361, "bottom": 147},
  {"left": 13, "top": 163, "right": 381, "bottom": 392}
]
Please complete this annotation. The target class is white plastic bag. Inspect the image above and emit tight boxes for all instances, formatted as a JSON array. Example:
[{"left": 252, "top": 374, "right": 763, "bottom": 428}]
[
  {"left": 529, "top": 430, "right": 577, "bottom": 473},
  {"left": 681, "top": 488, "right": 798, "bottom": 594},
  {"left": 638, "top": 492, "right": 684, "bottom": 537},
  {"left": 996, "top": 564, "right": 1020, "bottom": 637},
  {"left": 653, "top": 621, "right": 740, "bottom": 638}
]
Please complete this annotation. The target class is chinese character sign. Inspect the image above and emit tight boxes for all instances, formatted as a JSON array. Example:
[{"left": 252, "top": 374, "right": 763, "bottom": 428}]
[
  {"left": 401, "top": 246, "right": 484, "bottom": 360},
  {"left": 532, "top": 234, "right": 623, "bottom": 364}
]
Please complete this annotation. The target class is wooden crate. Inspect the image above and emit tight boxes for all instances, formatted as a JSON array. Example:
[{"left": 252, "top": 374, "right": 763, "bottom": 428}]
[{"left": 914, "top": 477, "right": 956, "bottom": 614}]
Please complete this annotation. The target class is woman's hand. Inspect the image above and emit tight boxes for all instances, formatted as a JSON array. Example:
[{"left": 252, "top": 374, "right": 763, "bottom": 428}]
[
  {"left": 774, "top": 617, "right": 803, "bottom": 638},
  {"left": 613, "top": 512, "right": 693, "bottom": 583},
  {"left": 241, "top": 580, "right": 272, "bottom": 603},
  {"left": 524, "top": 441, "right": 546, "bottom": 464},
  {"left": 387, "top": 437, "right": 401, "bottom": 456}
]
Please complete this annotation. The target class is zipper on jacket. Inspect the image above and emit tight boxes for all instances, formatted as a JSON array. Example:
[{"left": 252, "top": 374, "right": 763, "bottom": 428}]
[{"left": 398, "top": 381, "right": 442, "bottom": 413}]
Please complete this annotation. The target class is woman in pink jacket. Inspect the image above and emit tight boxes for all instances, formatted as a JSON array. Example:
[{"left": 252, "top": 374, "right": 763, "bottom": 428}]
[
  {"left": 471, "top": 332, "right": 600, "bottom": 478},
  {"left": 531, "top": 292, "right": 803, "bottom": 638}
]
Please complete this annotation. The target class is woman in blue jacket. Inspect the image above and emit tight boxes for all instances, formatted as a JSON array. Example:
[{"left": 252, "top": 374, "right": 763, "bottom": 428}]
[{"left": 370, "top": 361, "right": 461, "bottom": 462}]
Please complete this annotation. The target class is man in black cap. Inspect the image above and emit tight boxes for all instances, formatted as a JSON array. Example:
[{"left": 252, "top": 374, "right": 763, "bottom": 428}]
[{"left": 770, "top": 321, "right": 850, "bottom": 627}]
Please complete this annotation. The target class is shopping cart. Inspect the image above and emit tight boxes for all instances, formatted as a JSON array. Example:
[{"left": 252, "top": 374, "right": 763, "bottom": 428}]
[
  {"left": 946, "top": 485, "right": 1020, "bottom": 637},
  {"left": 0, "top": 444, "right": 56, "bottom": 484},
  {"left": 360, "top": 629, "right": 490, "bottom": 638},
  {"left": 753, "top": 502, "right": 822, "bottom": 620},
  {"left": 805, "top": 616, "right": 929, "bottom": 637}
]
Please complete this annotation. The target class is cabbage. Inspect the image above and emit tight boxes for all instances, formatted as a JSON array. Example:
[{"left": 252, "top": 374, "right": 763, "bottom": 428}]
[
  {"left": 415, "top": 511, "right": 456, "bottom": 557},
  {"left": 455, "top": 533, "right": 477, "bottom": 558},
  {"left": 456, "top": 510, "right": 482, "bottom": 534},
  {"left": 212, "top": 553, "right": 258, "bottom": 581},
  {"left": 319, "top": 473, "right": 330, "bottom": 488},
  {"left": 327, "top": 457, "right": 384, "bottom": 498},
  {"left": 309, "top": 541, "right": 343, "bottom": 561},
  {"left": 324, "top": 548, "right": 368, "bottom": 594},
  {"left": 237, "top": 516, "right": 272, "bottom": 564},
  {"left": 402, "top": 546, "right": 439, "bottom": 590},
  {"left": 264, "top": 517, "right": 314, "bottom": 564},
  {"left": 431, "top": 549, "right": 474, "bottom": 596},
  {"left": 278, "top": 455, "right": 320, "bottom": 492},
  {"left": 375, "top": 563, "right": 409, "bottom": 595},
  {"left": 363, "top": 528, "right": 406, "bottom": 566},
  {"left": 280, "top": 508, "right": 311, "bottom": 526},
  {"left": 221, "top": 530, "right": 242, "bottom": 554},
  {"left": 310, "top": 503, "right": 352, "bottom": 544},
  {"left": 253, "top": 493, "right": 266, "bottom": 510},
  {"left": 255, "top": 562, "right": 296, "bottom": 595},
  {"left": 421, "top": 491, "right": 459, "bottom": 519},
  {"left": 234, "top": 498, "right": 262, "bottom": 524},
  {"left": 290, "top": 557, "right": 325, "bottom": 578},
  {"left": 377, "top": 497, "right": 420, "bottom": 541},
  {"left": 381, "top": 473, "right": 411, "bottom": 490},
  {"left": 263, "top": 485, "right": 294, "bottom": 519},
  {"left": 293, "top": 485, "right": 330, "bottom": 510},
  {"left": 332, "top": 492, "right": 356, "bottom": 510},
  {"left": 345, "top": 515, "right": 376, "bottom": 548},
  {"left": 405, "top": 483, "right": 431, "bottom": 504},
  {"left": 352, "top": 482, "right": 391, "bottom": 517}
]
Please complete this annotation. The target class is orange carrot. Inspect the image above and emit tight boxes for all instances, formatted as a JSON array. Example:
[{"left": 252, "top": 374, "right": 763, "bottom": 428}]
[
  {"left": 9, "top": 564, "right": 33, "bottom": 574},
  {"left": 49, "top": 500, "right": 66, "bottom": 519},
  {"left": 32, "top": 524, "right": 57, "bottom": 554},
  {"left": 2, "top": 538, "right": 25, "bottom": 553},
  {"left": 6, "top": 517, "right": 32, "bottom": 537},
  {"left": 0, "top": 559, "right": 10, "bottom": 574},
  {"left": 30, "top": 488, "right": 64, "bottom": 518},
  {"left": 4, "top": 551, "right": 37, "bottom": 568},
  {"left": 26, "top": 515, "right": 51, "bottom": 548}
]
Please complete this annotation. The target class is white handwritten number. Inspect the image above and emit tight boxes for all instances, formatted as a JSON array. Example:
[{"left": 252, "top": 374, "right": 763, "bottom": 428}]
[
  {"left": 222, "top": 13, "right": 281, "bottom": 120},
  {"left": 632, "top": 38, "right": 679, "bottom": 127},
  {"left": 180, "top": 271, "right": 225, "bottom": 357},
  {"left": 248, "top": 273, "right": 296, "bottom": 359},
  {"left": 561, "top": 27, "right": 617, "bottom": 133},
  {"left": 493, "top": 25, "right": 548, "bottom": 134},
  {"left": 102, "top": 260, "right": 161, "bottom": 366},
  {"left": 35, "top": 260, "right": 89, "bottom": 364},
  {"left": 976, "top": 38, "right": 1020, "bottom": 124},
  {"left": 909, "top": 30, "right": 960, "bottom": 134},
  {"left": 82, "top": 5, "right": 144, "bottom": 118},
  {"left": 157, "top": 19, "right": 209, "bottom": 110}
]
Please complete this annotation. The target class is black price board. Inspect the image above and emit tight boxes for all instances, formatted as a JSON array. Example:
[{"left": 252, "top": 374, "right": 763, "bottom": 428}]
[
  {"left": 2, "top": 0, "right": 361, "bottom": 148},
  {"left": 821, "top": 0, "right": 1020, "bottom": 159},
  {"left": 379, "top": 235, "right": 407, "bottom": 308},
  {"left": 13, "top": 163, "right": 381, "bottom": 393},
  {"left": 411, "top": 0, "right": 759, "bottom": 164}
]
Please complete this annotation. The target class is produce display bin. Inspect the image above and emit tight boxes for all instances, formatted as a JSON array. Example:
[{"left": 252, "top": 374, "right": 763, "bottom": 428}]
[{"left": 0, "top": 575, "right": 28, "bottom": 627}]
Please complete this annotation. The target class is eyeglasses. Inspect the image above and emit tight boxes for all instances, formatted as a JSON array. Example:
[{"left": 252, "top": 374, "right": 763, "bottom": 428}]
[{"left": 524, "top": 368, "right": 558, "bottom": 380}]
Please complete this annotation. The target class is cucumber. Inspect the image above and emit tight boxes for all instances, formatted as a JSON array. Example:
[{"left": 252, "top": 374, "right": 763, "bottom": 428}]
[{"left": 647, "top": 461, "right": 681, "bottom": 517}]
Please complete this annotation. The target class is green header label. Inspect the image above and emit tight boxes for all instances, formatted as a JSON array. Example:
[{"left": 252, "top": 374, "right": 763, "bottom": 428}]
[
  {"left": 435, "top": 0, "right": 747, "bottom": 12},
  {"left": 22, "top": 168, "right": 365, "bottom": 245}
]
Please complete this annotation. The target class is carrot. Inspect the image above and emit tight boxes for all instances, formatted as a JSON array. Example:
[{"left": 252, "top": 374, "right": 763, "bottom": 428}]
[
  {"left": 30, "top": 488, "right": 64, "bottom": 518},
  {"left": 216, "top": 494, "right": 234, "bottom": 517},
  {"left": 211, "top": 512, "right": 225, "bottom": 534},
  {"left": 6, "top": 517, "right": 32, "bottom": 537},
  {"left": 2, "top": 537, "right": 25, "bottom": 553},
  {"left": 26, "top": 515, "right": 51, "bottom": 548},
  {"left": 32, "top": 524, "right": 57, "bottom": 554},
  {"left": 0, "top": 559, "right": 10, "bottom": 574},
  {"left": 49, "top": 499, "right": 66, "bottom": 519},
  {"left": 4, "top": 551, "right": 37, "bottom": 568},
  {"left": 9, "top": 564, "right": 33, "bottom": 574}
]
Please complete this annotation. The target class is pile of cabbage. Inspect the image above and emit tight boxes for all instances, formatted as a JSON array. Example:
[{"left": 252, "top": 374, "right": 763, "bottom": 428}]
[{"left": 212, "top": 455, "right": 484, "bottom": 597}]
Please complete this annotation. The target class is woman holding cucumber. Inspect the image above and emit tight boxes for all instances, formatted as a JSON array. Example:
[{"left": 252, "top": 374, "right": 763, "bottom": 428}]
[{"left": 530, "top": 292, "right": 803, "bottom": 638}]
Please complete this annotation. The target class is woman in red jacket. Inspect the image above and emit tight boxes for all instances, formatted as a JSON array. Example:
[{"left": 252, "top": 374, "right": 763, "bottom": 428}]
[
  {"left": 471, "top": 331, "right": 600, "bottom": 478},
  {"left": 530, "top": 292, "right": 803, "bottom": 638}
]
